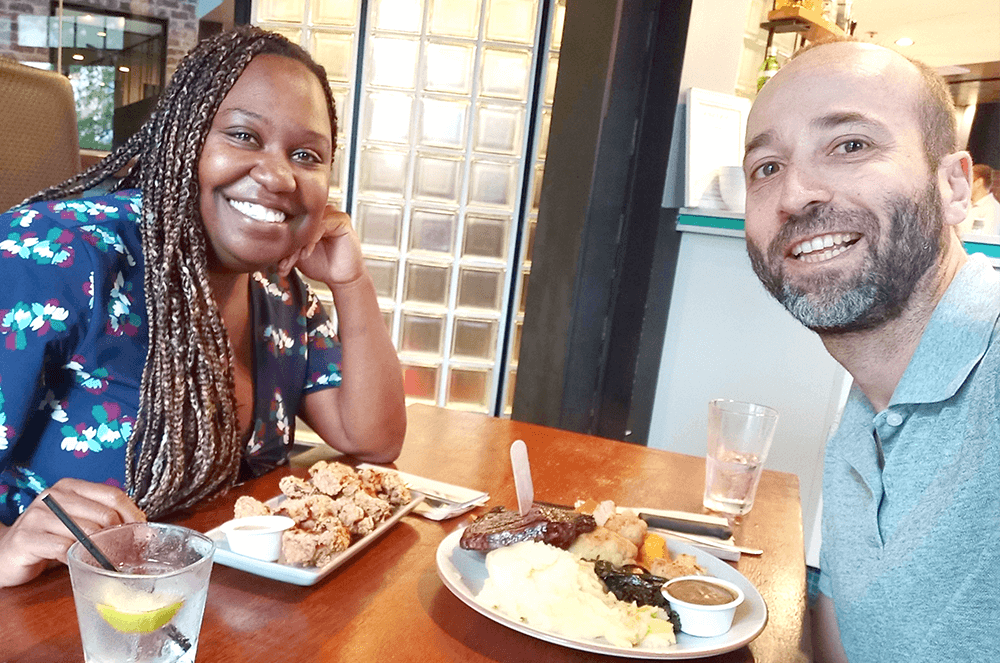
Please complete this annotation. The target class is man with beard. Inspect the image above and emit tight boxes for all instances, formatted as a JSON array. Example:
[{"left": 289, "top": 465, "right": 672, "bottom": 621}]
[{"left": 743, "top": 40, "right": 998, "bottom": 662}]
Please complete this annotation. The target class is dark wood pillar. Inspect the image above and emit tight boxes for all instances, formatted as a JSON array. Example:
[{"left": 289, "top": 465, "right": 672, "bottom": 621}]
[{"left": 512, "top": 0, "right": 693, "bottom": 445}]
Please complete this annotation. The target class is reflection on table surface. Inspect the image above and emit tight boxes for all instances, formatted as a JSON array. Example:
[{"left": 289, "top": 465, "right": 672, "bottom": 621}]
[{"left": 4, "top": 404, "right": 809, "bottom": 662}]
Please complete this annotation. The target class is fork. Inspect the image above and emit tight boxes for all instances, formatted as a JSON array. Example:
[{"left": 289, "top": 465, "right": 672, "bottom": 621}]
[{"left": 408, "top": 486, "right": 488, "bottom": 510}]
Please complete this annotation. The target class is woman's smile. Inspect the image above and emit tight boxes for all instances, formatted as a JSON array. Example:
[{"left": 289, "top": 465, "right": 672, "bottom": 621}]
[{"left": 227, "top": 198, "right": 288, "bottom": 224}]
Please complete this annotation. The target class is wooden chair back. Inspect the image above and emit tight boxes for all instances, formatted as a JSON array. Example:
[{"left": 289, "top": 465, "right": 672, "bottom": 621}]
[{"left": 0, "top": 58, "right": 81, "bottom": 213}]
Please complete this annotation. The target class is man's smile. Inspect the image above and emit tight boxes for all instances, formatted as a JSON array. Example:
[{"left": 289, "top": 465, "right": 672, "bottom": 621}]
[{"left": 789, "top": 232, "right": 862, "bottom": 263}]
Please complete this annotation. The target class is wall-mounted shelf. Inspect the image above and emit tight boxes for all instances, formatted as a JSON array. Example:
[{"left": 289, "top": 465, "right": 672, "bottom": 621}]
[{"left": 761, "top": 5, "right": 846, "bottom": 44}]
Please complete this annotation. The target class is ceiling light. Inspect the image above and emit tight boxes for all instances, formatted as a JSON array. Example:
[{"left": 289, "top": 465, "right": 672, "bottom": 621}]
[
  {"left": 97, "top": 31, "right": 106, "bottom": 37},
  {"left": 118, "top": 66, "right": 130, "bottom": 73},
  {"left": 894, "top": 37, "right": 914, "bottom": 47},
  {"left": 72, "top": 54, "right": 84, "bottom": 61}
]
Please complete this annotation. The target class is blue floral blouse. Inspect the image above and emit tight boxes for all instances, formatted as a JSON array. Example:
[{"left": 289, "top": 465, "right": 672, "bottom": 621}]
[{"left": 0, "top": 190, "right": 343, "bottom": 525}]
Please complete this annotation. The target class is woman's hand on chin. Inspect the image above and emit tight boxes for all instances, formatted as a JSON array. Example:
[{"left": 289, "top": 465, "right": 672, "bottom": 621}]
[
  {"left": 277, "top": 205, "right": 366, "bottom": 287},
  {"left": 0, "top": 478, "right": 145, "bottom": 588}
]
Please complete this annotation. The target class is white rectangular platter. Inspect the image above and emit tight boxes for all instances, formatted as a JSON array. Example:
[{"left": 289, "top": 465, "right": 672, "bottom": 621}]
[{"left": 205, "top": 492, "right": 424, "bottom": 586}]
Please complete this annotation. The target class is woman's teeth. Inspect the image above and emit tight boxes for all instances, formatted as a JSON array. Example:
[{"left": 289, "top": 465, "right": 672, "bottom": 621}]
[
  {"left": 791, "top": 232, "right": 860, "bottom": 264},
  {"left": 229, "top": 199, "right": 286, "bottom": 224}
]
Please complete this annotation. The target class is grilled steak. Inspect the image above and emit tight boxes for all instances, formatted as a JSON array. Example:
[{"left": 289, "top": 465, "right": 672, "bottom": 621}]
[{"left": 459, "top": 504, "right": 596, "bottom": 551}]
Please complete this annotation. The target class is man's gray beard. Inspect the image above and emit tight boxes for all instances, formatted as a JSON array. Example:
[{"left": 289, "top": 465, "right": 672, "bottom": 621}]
[
  {"left": 747, "top": 185, "right": 944, "bottom": 334},
  {"left": 781, "top": 279, "right": 880, "bottom": 331}
]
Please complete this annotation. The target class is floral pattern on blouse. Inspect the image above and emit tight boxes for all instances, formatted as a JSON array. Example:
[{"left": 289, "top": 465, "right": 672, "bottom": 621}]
[
  {"left": 0, "top": 377, "right": 12, "bottom": 452},
  {"left": 0, "top": 190, "right": 343, "bottom": 525}
]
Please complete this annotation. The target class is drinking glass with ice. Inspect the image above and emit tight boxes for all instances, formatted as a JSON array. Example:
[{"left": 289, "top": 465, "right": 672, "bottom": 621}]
[{"left": 66, "top": 522, "right": 215, "bottom": 663}]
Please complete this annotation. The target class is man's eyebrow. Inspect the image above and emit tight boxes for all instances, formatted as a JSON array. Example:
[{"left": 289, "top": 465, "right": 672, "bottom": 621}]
[
  {"left": 743, "top": 112, "right": 887, "bottom": 163},
  {"left": 812, "top": 111, "right": 882, "bottom": 132},
  {"left": 744, "top": 131, "right": 775, "bottom": 159}
]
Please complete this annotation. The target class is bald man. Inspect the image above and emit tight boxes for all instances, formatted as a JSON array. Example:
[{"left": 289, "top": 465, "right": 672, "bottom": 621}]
[{"left": 742, "top": 40, "right": 998, "bottom": 662}]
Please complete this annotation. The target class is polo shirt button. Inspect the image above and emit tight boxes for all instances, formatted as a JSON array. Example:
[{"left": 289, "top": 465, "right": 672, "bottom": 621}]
[{"left": 886, "top": 411, "right": 903, "bottom": 427}]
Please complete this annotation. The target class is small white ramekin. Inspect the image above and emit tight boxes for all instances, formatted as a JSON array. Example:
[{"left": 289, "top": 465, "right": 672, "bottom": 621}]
[
  {"left": 219, "top": 515, "right": 295, "bottom": 562},
  {"left": 662, "top": 575, "right": 745, "bottom": 637}
]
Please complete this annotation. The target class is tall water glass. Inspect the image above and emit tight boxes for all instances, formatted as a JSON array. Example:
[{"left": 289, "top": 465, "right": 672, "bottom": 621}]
[{"left": 703, "top": 399, "right": 779, "bottom": 516}]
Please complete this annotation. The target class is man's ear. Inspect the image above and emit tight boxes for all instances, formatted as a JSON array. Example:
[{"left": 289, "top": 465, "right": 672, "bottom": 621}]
[{"left": 938, "top": 151, "right": 972, "bottom": 227}]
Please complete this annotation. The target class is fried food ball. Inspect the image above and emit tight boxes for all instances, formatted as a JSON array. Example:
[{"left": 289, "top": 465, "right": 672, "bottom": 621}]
[
  {"left": 234, "top": 496, "right": 272, "bottom": 519},
  {"left": 329, "top": 490, "right": 391, "bottom": 536},
  {"left": 279, "top": 475, "right": 316, "bottom": 498},
  {"left": 568, "top": 526, "right": 639, "bottom": 566},
  {"left": 328, "top": 495, "right": 369, "bottom": 534},
  {"left": 308, "top": 460, "right": 362, "bottom": 497},
  {"left": 359, "top": 468, "right": 411, "bottom": 506},
  {"left": 351, "top": 489, "right": 392, "bottom": 523},
  {"left": 281, "top": 522, "right": 351, "bottom": 567},
  {"left": 592, "top": 500, "right": 617, "bottom": 527},
  {"left": 603, "top": 511, "right": 648, "bottom": 548},
  {"left": 356, "top": 468, "right": 383, "bottom": 497},
  {"left": 650, "top": 553, "right": 706, "bottom": 580},
  {"left": 278, "top": 494, "right": 337, "bottom": 529}
]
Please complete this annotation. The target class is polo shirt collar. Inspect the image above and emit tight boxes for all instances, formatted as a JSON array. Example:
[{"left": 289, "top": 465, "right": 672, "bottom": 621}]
[
  {"left": 828, "top": 254, "right": 1000, "bottom": 508},
  {"left": 891, "top": 253, "right": 1000, "bottom": 407}
]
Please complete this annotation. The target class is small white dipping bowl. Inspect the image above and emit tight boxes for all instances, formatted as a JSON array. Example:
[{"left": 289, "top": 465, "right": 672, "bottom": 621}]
[
  {"left": 662, "top": 575, "right": 745, "bottom": 638},
  {"left": 219, "top": 515, "right": 295, "bottom": 562}
]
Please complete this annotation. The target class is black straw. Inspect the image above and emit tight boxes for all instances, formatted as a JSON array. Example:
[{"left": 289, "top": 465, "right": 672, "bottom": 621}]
[
  {"left": 43, "top": 495, "right": 117, "bottom": 570},
  {"left": 42, "top": 495, "right": 192, "bottom": 653}
]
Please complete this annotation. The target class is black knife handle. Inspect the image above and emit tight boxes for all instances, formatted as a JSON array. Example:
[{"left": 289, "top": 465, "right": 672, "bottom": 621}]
[{"left": 639, "top": 512, "right": 732, "bottom": 540}]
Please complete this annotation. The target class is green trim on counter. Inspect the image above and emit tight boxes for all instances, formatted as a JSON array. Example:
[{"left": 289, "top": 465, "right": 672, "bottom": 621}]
[
  {"left": 964, "top": 241, "right": 1000, "bottom": 260},
  {"left": 677, "top": 213, "right": 745, "bottom": 232}
]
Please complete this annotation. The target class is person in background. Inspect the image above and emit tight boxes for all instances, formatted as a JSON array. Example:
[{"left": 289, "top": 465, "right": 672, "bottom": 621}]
[
  {"left": 0, "top": 26, "right": 406, "bottom": 587},
  {"left": 956, "top": 163, "right": 1000, "bottom": 235},
  {"left": 742, "top": 38, "right": 998, "bottom": 662}
]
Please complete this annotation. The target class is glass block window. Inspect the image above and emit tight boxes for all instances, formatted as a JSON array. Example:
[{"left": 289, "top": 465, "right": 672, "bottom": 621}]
[{"left": 255, "top": 0, "right": 565, "bottom": 414}]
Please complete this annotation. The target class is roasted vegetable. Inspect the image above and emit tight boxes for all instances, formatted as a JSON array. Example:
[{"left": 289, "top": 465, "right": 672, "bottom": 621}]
[
  {"left": 593, "top": 560, "right": 681, "bottom": 632},
  {"left": 637, "top": 532, "right": 667, "bottom": 566}
]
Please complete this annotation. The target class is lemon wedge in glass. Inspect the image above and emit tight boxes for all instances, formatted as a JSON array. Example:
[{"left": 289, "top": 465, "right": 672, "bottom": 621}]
[{"left": 96, "top": 596, "right": 184, "bottom": 633}]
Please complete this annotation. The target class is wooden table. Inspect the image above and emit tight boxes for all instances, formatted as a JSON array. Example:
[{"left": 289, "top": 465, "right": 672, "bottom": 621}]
[{"left": 3, "top": 404, "right": 810, "bottom": 662}]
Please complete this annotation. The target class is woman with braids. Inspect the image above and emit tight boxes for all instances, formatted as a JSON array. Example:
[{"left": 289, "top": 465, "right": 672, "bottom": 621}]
[{"left": 0, "top": 26, "right": 406, "bottom": 586}]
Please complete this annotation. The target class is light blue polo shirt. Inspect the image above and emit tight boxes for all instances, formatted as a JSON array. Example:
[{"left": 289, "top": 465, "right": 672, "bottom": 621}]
[{"left": 818, "top": 254, "right": 1000, "bottom": 662}]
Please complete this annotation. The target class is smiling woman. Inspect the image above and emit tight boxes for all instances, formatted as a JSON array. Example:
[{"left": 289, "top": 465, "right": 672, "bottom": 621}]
[{"left": 0, "top": 26, "right": 406, "bottom": 588}]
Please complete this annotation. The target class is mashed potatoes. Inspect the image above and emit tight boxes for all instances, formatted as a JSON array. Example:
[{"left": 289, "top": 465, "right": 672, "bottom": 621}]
[{"left": 475, "top": 540, "right": 676, "bottom": 649}]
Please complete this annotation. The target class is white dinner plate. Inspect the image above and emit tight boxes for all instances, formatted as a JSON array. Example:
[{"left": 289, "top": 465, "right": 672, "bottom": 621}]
[
  {"left": 435, "top": 528, "right": 768, "bottom": 659},
  {"left": 205, "top": 492, "right": 424, "bottom": 586}
]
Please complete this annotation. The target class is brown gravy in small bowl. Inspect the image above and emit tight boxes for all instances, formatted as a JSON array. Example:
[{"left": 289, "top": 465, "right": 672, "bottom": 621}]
[{"left": 666, "top": 579, "right": 737, "bottom": 605}]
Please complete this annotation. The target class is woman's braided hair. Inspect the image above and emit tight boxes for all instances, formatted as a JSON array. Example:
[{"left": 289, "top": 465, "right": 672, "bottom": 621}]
[{"left": 23, "top": 26, "right": 337, "bottom": 518}]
